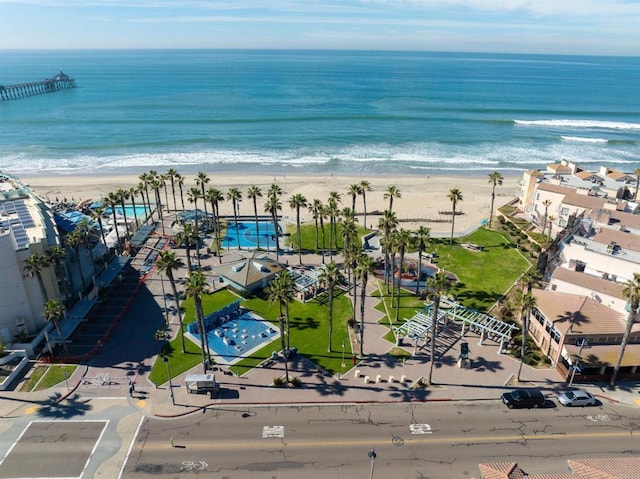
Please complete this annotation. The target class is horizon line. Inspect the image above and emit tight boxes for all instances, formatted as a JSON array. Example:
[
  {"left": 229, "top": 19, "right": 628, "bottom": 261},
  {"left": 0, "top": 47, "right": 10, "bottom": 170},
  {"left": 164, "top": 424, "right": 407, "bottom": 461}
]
[{"left": 0, "top": 47, "right": 638, "bottom": 59}]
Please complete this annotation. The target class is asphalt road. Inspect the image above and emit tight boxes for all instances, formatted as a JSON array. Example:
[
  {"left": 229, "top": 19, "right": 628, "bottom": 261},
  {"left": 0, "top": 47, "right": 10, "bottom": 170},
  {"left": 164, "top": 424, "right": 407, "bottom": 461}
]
[{"left": 123, "top": 400, "right": 640, "bottom": 478}]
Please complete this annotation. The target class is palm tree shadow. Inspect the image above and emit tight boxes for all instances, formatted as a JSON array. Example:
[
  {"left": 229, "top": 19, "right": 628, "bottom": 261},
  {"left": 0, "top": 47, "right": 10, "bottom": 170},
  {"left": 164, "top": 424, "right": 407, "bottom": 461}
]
[{"left": 37, "top": 393, "right": 93, "bottom": 418}]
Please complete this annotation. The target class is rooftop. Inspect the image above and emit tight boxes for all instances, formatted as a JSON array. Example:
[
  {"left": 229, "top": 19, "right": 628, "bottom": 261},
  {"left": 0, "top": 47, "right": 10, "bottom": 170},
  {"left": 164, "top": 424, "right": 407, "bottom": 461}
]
[
  {"left": 551, "top": 267, "right": 625, "bottom": 299},
  {"left": 531, "top": 289, "right": 635, "bottom": 336}
]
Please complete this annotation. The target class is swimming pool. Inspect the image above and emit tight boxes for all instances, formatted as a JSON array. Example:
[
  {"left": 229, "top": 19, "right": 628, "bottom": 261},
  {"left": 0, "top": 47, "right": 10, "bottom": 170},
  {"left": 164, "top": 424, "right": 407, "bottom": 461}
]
[
  {"left": 223, "top": 220, "right": 280, "bottom": 249},
  {"left": 105, "top": 204, "right": 151, "bottom": 220},
  {"left": 190, "top": 312, "right": 280, "bottom": 365}
]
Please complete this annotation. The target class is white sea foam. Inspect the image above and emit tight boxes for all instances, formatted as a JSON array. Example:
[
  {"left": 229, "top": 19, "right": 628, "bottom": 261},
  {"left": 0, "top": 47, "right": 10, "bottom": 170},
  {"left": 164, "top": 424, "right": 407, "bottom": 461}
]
[
  {"left": 515, "top": 119, "right": 640, "bottom": 131},
  {"left": 561, "top": 136, "right": 608, "bottom": 143},
  {"left": 3, "top": 139, "right": 638, "bottom": 177}
]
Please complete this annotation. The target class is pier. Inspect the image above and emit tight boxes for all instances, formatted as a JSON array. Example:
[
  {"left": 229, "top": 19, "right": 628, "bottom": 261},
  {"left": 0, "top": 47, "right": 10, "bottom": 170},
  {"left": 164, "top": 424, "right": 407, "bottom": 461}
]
[{"left": 0, "top": 71, "right": 76, "bottom": 101}]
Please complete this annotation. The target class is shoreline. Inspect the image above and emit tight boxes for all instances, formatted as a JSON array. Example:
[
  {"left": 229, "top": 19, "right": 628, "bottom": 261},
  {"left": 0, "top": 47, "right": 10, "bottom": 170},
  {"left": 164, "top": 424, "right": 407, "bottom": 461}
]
[{"left": 22, "top": 171, "right": 520, "bottom": 234}]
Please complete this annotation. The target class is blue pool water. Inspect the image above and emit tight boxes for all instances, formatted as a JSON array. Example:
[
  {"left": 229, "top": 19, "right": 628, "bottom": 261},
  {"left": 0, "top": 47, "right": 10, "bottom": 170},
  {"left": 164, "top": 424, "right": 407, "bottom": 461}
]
[
  {"left": 191, "top": 312, "right": 280, "bottom": 365},
  {"left": 223, "top": 221, "right": 279, "bottom": 249},
  {"left": 105, "top": 205, "right": 150, "bottom": 220}
]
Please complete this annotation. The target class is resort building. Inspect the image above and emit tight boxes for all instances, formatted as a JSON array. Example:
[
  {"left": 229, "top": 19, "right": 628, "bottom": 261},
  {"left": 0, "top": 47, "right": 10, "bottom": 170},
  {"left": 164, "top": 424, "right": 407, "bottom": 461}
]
[
  {"left": 516, "top": 161, "right": 640, "bottom": 382},
  {"left": 0, "top": 174, "right": 61, "bottom": 343},
  {"left": 528, "top": 288, "right": 640, "bottom": 381},
  {"left": 0, "top": 173, "right": 139, "bottom": 353}
]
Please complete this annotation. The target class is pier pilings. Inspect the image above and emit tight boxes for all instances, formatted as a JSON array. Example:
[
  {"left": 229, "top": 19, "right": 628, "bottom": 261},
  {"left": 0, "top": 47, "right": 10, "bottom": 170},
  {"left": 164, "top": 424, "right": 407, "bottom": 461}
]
[{"left": 0, "top": 71, "right": 76, "bottom": 101}]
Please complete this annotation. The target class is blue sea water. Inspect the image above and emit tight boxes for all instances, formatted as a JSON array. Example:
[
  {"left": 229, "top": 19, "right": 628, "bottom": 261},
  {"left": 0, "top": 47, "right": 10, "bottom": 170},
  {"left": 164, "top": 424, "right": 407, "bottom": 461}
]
[{"left": 0, "top": 50, "right": 638, "bottom": 176}]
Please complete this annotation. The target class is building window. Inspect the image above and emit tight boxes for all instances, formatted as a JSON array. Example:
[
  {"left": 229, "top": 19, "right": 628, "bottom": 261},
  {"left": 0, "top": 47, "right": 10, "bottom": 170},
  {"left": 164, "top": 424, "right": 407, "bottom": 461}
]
[
  {"left": 532, "top": 308, "right": 545, "bottom": 326},
  {"left": 561, "top": 207, "right": 569, "bottom": 215}
]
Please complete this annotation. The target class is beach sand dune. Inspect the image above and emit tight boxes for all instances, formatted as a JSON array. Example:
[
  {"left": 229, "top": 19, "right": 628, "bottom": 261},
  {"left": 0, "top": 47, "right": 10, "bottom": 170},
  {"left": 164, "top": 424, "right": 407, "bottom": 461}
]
[{"left": 23, "top": 173, "right": 518, "bottom": 235}]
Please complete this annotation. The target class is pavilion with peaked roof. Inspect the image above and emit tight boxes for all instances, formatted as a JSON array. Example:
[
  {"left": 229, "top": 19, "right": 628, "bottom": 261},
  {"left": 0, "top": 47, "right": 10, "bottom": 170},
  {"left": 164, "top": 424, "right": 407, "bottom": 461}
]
[{"left": 210, "top": 251, "right": 286, "bottom": 295}]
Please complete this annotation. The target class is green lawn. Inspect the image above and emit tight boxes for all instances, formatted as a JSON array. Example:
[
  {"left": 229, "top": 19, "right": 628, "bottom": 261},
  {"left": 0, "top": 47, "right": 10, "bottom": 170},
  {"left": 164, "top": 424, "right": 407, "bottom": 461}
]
[
  {"left": 286, "top": 222, "right": 368, "bottom": 253},
  {"left": 21, "top": 365, "right": 77, "bottom": 391},
  {"left": 243, "top": 290, "right": 354, "bottom": 375},
  {"left": 431, "top": 228, "right": 531, "bottom": 311}
]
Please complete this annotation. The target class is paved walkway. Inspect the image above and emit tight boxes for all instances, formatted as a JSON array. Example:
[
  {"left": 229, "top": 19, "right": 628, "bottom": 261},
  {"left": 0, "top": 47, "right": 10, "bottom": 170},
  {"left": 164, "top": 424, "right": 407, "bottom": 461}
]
[{"left": 2, "top": 217, "right": 639, "bottom": 420}]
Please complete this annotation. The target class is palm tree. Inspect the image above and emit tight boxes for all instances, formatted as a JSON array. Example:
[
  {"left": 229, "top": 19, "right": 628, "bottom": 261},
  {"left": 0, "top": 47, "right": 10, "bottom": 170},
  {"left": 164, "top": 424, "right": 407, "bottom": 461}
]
[
  {"left": 547, "top": 215, "right": 556, "bottom": 241},
  {"left": 76, "top": 219, "right": 99, "bottom": 278},
  {"left": 156, "top": 251, "right": 186, "bottom": 353},
  {"left": 348, "top": 183, "right": 362, "bottom": 213},
  {"left": 319, "top": 262, "right": 344, "bottom": 352},
  {"left": 89, "top": 206, "right": 109, "bottom": 255},
  {"left": 341, "top": 213, "right": 358, "bottom": 293},
  {"left": 487, "top": 171, "right": 504, "bottom": 229},
  {"left": 176, "top": 173, "right": 186, "bottom": 211},
  {"left": 610, "top": 273, "right": 640, "bottom": 387},
  {"left": 541, "top": 199, "right": 552, "bottom": 236},
  {"left": 161, "top": 173, "right": 170, "bottom": 211},
  {"left": 414, "top": 226, "right": 431, "bottom": 294},
  {"left": 267, "top": 271, "right": 295, "bottom": 384},
  {"left": 326, "top": 196, "right": 340, "bottom": 260},
  {"left": 289, "top": 193, "right": 308, "bottom": 264},
  {"left": 378, "top": 210, "right": 398, "bottom": 291},
  {"left": 247, "top": 185, "right": 263, "bottom": 249},
  {"left": 184, "top": 271, "right": 210, "bottom": 372},
  {"left": 394, "top": 229, "right": 413, "bottom": 323},
  {"left": 354, "top": 254, "right": 374, "bottom": 357},
  {"left": 318, "top": 203, "right": 328, "bottom": 263},
  {"left": 138, "top": 172, "right": 151, "bottom": 215},
  {"left": 515, "top": 290, "right": 537, "bottom": 382},
  {"left": 187, "top": 187, "right": 202, "bottom": 267},
  {"left": 116, "top": 188, "right": 131, "bottom": 238},
  {"left": 384, "top": 185, "right": 401, "bottom": 212},
  {"left": 359, "top": 180, "right": 372, "bottom": 230},
  {"left": 196, "top": 172, "right": 210, "bottom": 217},
  {"left": 65, "top": 229, "right": 87, "bottom": 292},
  {"left": 150, "top": 176, "right": 164, "bottom": 227},
  {"left": 634, "top": 167, "right": 640, "bottom": 201},
  {"left": 43, "top": 299, "right": 69, "bottom": 355},
  {"left": 426, "top": 272, "right": 451, "bottom": 385},
  {"left": 226, "top": 187, "right": 243, "bottom": 250},
  {"left": 308, "top": 199, "right": 324, "bottom": 251},
  {"left": 327, "top": 191, "right": 341, "bottom": 249},
  {"left": 174, "top": 222, "right": 197, "bottom": 272},
  {"left": 105, "top": 192, "right": 122, "bottom": 254},
  {"left": 128, "top": 186, "right": 140, "bottom": 228},
  {"left": 520, "top": 268, "right": 543, "bottom": 295},
  {"left": 447, "top": 188, "right": 463, "bottom": 245},
  {"left": 206, "top": 187, "right": 224, "bottom": 261},
  {"left": 265, "top": 193, "right": 283, "bottom": 260},
  {"left": 24, "top": 252, "right": 51, "bottom": 302},
  {"left": 45, "top": 245, "right": 69, "bottom": 302},
  {"left": 166, "top": 168, "right": 179, "bottom": 211}
]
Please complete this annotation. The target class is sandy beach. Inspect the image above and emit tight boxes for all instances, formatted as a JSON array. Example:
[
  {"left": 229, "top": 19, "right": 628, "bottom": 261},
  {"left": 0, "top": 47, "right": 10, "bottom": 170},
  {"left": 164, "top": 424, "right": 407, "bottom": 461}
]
[{"left": 23, "top": 173, "right": 519, "bottom": 235}]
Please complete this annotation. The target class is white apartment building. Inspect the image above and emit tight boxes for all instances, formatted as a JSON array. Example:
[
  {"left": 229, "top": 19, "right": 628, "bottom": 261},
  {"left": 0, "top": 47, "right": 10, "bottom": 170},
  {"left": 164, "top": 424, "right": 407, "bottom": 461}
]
[
  {"left": 0, "top": 174, "right": 61, "bottom": 343},
  {"left": 517, "top": 161, "right": 640, "bottom": 382}
]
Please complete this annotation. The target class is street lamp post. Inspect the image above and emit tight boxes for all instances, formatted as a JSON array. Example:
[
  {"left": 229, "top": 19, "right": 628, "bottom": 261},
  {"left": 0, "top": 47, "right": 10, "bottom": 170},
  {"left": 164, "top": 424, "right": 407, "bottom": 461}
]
[
  {"left": 341, "top": 339, "right": 345, "bottom": 367},
  {"left": 569, "top": 338, "right": 589, "bottom": 387},
  {"left": 162, "top": 354, "right": 176, "bottom": 405},
  {"left": 368, "top": 448, "right": 377, "bottom": 479}
]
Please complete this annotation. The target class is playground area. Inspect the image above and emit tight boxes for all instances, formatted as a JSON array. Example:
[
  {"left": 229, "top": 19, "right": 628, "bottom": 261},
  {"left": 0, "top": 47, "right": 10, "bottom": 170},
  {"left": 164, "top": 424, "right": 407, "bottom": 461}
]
[{"left": 187, "top": 300, "right": 280, "bottom": 365}]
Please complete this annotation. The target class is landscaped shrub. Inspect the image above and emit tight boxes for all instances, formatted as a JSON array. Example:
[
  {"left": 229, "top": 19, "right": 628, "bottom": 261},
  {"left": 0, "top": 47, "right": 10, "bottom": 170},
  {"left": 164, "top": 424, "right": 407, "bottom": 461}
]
[{"left": 272, "top": 376, "right": 286, "bottom": 387}]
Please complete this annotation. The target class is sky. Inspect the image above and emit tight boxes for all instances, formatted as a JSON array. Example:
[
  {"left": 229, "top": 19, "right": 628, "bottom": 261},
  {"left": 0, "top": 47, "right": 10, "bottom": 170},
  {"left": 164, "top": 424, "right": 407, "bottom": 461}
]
[{"left": 0, "top": 0, "right": 639, "bottom": 55}]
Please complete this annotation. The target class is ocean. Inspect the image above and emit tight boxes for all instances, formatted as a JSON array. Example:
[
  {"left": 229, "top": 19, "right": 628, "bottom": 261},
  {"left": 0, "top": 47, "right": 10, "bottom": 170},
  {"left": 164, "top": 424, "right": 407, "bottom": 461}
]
[{"left": 1, "top": 50, "right": 638, "bottom": 177}]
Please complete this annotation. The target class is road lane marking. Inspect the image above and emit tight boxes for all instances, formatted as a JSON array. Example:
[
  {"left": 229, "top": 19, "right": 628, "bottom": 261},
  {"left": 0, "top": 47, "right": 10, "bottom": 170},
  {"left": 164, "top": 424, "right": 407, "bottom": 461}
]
[
  {"left": 410, "top": 424, "right": 432, "bottom": 434},
  {"left": 263, "top": 426, "right": 284, "bottom": 438},
  {"left": 145, "top": 430, "right": 635, "bottom": 450}
]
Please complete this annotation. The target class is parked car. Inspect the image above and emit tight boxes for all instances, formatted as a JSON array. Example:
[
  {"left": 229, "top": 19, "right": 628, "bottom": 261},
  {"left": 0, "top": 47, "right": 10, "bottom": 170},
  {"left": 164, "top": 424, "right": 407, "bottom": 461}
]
[
  {"left": 502, "top": 389, "right": 546, "bottom": 409},
  {"left": 556, "top": 390, "right": 597, "bottom": 407}
]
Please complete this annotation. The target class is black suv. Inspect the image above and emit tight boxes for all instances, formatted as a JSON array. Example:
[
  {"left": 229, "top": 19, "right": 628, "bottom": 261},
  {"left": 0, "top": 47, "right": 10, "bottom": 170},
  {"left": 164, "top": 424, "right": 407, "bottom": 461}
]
[{"left": 501, "top": 389, "right": 545, "bottom": 409}]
